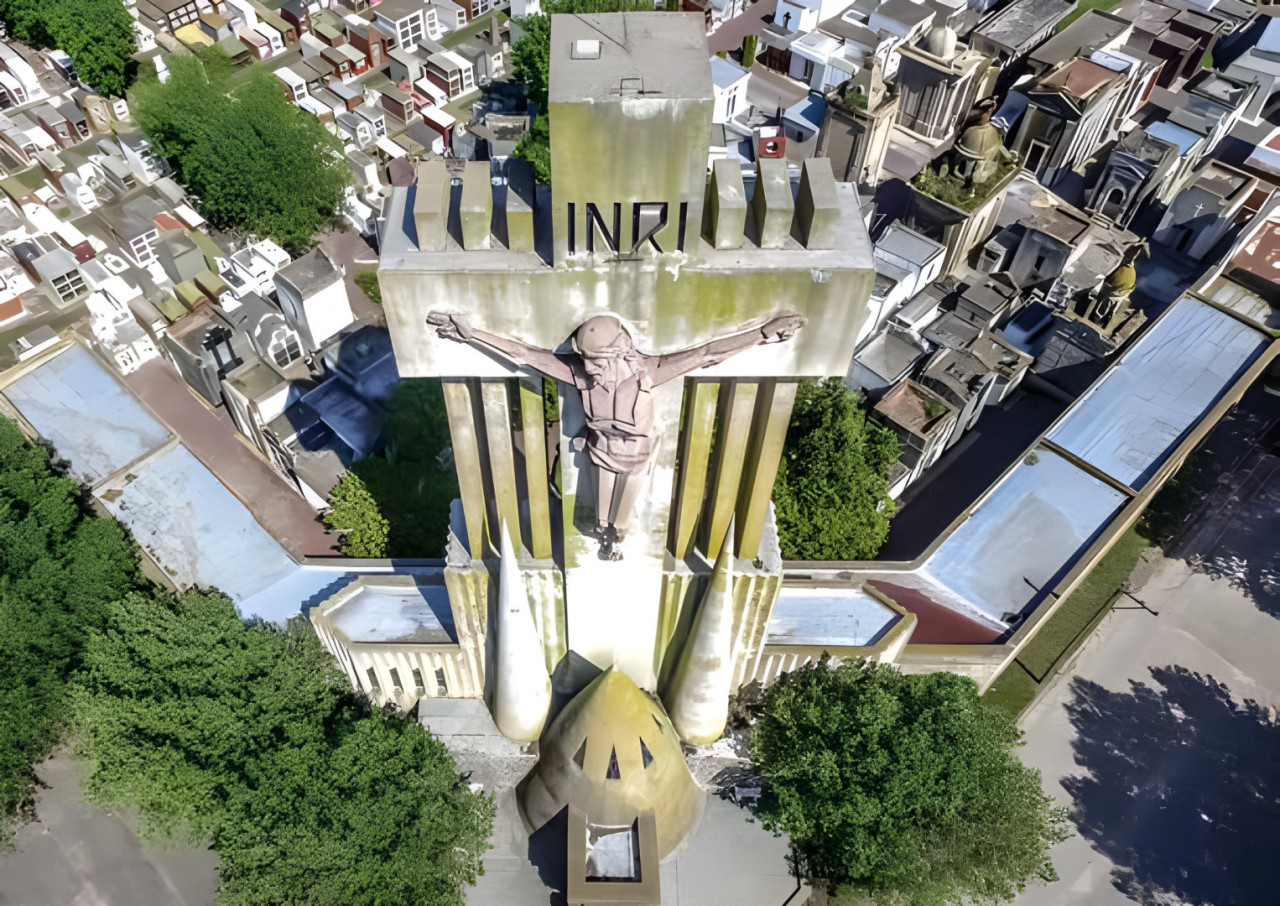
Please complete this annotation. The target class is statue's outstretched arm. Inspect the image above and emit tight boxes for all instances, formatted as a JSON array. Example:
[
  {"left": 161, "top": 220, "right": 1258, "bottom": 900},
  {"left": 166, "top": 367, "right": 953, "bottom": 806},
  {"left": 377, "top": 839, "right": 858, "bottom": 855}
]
[
  {"left": 651, "top": 314, "right": 805, "bottom": 385},
  {"left": 427, "top": 312, "right": 575, "bottom": 383}
]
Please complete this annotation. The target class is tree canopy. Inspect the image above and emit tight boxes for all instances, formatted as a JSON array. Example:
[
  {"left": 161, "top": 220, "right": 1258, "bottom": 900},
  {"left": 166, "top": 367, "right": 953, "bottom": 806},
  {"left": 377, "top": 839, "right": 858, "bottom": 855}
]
[
  {"left": 73, "top": 589, "right": 495, "bottom": 905},
  {"left": 751, "top": 659, "right": 1071, "bottom": 906},
  {"left": 324, "top": 472, "right": 390, "bottom": 557},
  {"left": 0, "top": 0, "right": 137, "bottom": 97},
  {"left": 327, "top": 379, "right": 459, "bottom": 558},
  {"left": 0, "top": 418, "right": 141, "bottom": 843},
  {"left": 772, "top": 378, "right": 899, "bottom": 560},
  {"left": 132, "top": 54, "right": 350, "bottom": 252}
]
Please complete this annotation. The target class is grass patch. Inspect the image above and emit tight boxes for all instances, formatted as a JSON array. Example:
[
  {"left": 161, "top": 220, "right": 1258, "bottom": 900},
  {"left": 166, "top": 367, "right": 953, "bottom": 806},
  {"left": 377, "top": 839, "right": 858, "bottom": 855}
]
[
  {"left": 1054, "top": 0, "right": 1125, "bottom": 33},
  {"left": 911, "top": 156, "right": 1019, "bottom": 213},
  {"left": 983, "top": 661, "right": 1039, "bottom": 718},
  {"left": 1019, "top": 529, "right": 1148, "bottom": 679},
  {"left": 354, "top": 269, "right": 382, "bottom": 305},
  {"left": 982, "top": 529, "right": 1148, "bottom": 717},
  {"left": 1136, "top": 447, "right": 1215, "bottom": 544}
]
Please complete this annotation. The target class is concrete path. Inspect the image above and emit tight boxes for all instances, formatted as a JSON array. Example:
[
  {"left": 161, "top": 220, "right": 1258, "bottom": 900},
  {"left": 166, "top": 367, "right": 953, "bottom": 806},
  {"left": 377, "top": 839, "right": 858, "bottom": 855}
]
[
  {"left": 1010, "top": 401, "right": 1280, "bottom": 906},
  {"left": 0, "top": 752, "right": 217, "bottom": 906}
]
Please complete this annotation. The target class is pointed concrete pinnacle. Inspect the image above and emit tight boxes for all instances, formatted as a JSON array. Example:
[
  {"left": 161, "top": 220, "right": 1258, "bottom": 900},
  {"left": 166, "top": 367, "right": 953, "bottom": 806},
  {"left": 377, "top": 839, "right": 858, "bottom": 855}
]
[
  {"left": 665, "top": 524, "right": 736, "bottom": 745},
  {"left": 493, "top": 522, "right": 552, "bottom": 742}
]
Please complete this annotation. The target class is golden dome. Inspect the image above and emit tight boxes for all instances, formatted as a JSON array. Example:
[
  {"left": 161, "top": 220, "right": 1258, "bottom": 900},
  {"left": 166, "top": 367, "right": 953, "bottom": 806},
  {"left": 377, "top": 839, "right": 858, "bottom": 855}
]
[
  {"left": 1104, "top": 261, "right": 1137, "bottom": 295},
  {"left": 519, "top": 669, "right": 706, "bottom": 859}
]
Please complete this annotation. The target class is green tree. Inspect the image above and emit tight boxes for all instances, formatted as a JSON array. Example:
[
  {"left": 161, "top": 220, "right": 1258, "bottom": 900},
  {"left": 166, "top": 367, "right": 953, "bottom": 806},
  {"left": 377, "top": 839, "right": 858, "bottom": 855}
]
[
  {"left": 514, "top": 115, "right": 552, "bottom": 184},
  {"left": 73, "top": 589, "right": 495, "bottom": 905},
  {"left": 0, "top": 418, "right": 141, "bottom": 843},
  {"left": 751, "top": 659, "right": 1071, "bottom": 906},
  {"left": 510, "top": 13, "right": 551, "bottom": 112},
  {"left": 0, "top": 0, "right": 137, "bottom": 97},
  {"left": 354, "top": 269, "right": 382, "bottom": 305},
  {"left": 350, "top": 379, "right": 459, "bottom": 557},
  {"left": 324, "top": 473, "right": 390, "bottom": 557},
  {"left": 132, "top": 55, "right": 350, "bottom": 252},
  {"left": 772, "top": 378, "right": 899, "bottom": 560}
]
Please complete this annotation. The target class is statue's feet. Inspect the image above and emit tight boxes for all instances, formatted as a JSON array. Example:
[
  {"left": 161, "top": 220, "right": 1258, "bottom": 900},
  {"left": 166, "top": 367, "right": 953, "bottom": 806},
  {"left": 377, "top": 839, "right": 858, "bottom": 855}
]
[{"left": 597, "top": 525, "right": 625, "bottom": 561}]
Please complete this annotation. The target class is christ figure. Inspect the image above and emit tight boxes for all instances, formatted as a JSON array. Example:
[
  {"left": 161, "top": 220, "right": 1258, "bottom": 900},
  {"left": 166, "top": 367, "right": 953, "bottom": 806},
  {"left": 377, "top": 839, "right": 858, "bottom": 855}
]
[{"left": 428, "top": 311, "right": 804, "bottom": 559}]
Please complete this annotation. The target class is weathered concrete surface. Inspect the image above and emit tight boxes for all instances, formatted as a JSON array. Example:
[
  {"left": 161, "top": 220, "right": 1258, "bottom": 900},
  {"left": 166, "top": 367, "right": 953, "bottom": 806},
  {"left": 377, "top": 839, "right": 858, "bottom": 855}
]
[
  {"left": 122, "top": 357, "right": 335, "bottom": 559},
  {"left": 1010, "top": 409, "right": 1280, "bottom": 906},
  {"left": 468, "top": 790, "right": 807, "bottom": 906},
  {"left": 0, "top": 752, "right": 218, "bottom": 906}
]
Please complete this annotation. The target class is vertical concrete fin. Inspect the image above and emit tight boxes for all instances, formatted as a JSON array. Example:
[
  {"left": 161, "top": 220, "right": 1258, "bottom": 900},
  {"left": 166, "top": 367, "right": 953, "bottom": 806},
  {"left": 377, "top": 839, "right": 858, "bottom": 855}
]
[
  {"left": 493, "top": 522, "right": 552, "bottom": 742},
  {"left": 505, "top": 157, "right": 535, "bottom": 252},
  {"left": 413, "top": 160, "right": 450, "bottom": 252},
  {"left": 664, "top": 526, "right": 735, "bottom": 745},
  {"left": 752, "top": 157, "right": 794, "bottom": 249},
  {"left": 460, "top": 160, "right": 493, "bottom": 250},
  {"left": 704, "top": 158, "right": 746, "bottom": 250},
  {"left": 796, "top": 158, "right": 840, "bottom": 249}
]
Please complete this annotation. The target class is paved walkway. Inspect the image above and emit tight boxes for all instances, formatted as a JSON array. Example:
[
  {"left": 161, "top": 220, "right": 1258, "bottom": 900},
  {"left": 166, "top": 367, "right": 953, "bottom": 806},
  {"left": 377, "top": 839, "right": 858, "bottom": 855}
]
[
  {"left": 122, "top": 358, "right": 335, "bottom": 559},
  {"left": 1010, "top": 394, "right": 1280, "bottom": 906},
  {"left": 0, "top": 752, "right": 218, "bottom": 906}
]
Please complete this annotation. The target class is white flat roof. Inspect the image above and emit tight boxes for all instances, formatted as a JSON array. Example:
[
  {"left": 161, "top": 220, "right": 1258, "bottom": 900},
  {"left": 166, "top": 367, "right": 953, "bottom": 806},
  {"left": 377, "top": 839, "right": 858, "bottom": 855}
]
[
  {"left": 329, "top": 583, "right": 456, "bottom": 643},
  {"left": 1047, "top": 297, "right": 1266, "bottom": 490},
  {"left": 767, "top": 586, "right": 900, "bottom": 646}
]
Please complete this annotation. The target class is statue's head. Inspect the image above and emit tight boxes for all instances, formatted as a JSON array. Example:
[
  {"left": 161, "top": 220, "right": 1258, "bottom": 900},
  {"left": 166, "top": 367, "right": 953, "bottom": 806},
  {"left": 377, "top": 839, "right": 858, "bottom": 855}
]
[{"left": 572, "top": 316, "right": 642, "bottom": 384}]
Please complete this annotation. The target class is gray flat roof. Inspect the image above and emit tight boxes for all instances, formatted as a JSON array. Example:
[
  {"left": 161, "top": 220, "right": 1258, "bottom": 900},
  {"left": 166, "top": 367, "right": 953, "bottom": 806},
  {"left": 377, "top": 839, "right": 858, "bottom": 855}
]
[
  {"left": 97, "top": 444, "right": 302, "bottom": 605},
  {"left": 767, "top": 586, "right": 900, "bottom": 646},
  {"left": 1046, "top": 297, "right": 1266, "bottom": 491},
  {"left": 978, "top": 0, "right": 1075, "bottom": 50},
  {"left": 1029, "top": 10, "right": 1128, "bottom": 68},
  {"left": 3, "top": 344, "right": 171, "bottom": 484},
  {"left": 710, "top": 54, "right": 749, "bottom": 90},
  {"left": 876, "top": 223, "right": 944, "bottom": 265},
  {"left": 549, "top": 12, "right": 711, "bottom": 105},
  {"left": 329, "top": 581, "right": 456, "bottom": 643},
  {"left": 922, "top": 446, "right": 1129, "bottom": 622}
]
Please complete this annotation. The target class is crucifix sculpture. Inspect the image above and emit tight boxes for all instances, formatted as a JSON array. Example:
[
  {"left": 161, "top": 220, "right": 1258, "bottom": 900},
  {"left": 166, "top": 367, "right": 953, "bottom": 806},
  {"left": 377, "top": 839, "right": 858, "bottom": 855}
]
[{"left": 428, "top": 312, "right": 804, "bottom": 559}]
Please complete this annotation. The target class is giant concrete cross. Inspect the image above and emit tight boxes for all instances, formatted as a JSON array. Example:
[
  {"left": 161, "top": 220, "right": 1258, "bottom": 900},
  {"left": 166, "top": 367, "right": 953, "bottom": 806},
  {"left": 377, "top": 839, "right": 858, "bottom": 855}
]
[
  {"left": 375, "top": 10, "right": 876, "bottom": 885},
  {"left": 428, "top": 311, "right": 804, "bottom": 558}
]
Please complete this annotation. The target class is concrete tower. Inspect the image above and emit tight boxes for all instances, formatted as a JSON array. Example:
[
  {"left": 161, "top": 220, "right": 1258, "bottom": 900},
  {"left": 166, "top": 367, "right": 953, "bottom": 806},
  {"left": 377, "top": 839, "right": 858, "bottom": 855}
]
[{"left": 378, "top": 8, "right": 874, "bottom": 867}]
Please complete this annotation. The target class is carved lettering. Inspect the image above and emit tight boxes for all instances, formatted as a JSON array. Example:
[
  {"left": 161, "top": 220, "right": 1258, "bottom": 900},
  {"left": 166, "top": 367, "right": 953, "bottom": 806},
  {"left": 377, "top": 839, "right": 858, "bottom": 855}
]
[
  {"left": 586, "top": 202, "right": 621, "bottom": 253},
  {"left": 565, "top": 201, "right": 688, "bottom": 255}
]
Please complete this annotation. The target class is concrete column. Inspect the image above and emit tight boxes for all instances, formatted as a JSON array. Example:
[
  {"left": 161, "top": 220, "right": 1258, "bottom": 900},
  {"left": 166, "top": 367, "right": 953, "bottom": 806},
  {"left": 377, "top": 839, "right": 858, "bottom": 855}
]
[
  {"left": 413, "top": 160, "right": 450, "bottom": 251},
  {"left": 669, "top": 380, "right": 720, "bottom": 560},
  {"left": 443, "top": 379, "right": 488, "bottom": 557},
  {"left": 702, "top": 380, "right": 758, "bottom": 561},
  {"left": 518, "top": 378, "right": 553, "bottom": 559},
  {"left": 752, "top": 157, "right": 794, "bottom": 249},
  {"left": 481, "top": 381, "right": 522, "bottom": 554},
  {"left": 795, "top": 158, "right": 840, "bottom": 250},
  {"left": 492, "top": 524, "right": 552, "bottom": 742},
  {"left": 460, "top": 160, "right": 492, "bottom": 250},
  {"left": 444, "top": 561, "right": 489, "bottom": 694},
  {"left": 664, "top": 533, "right": 734, "bottom": 745},
  {"left": 703, "top": 159, "right": 746, "bottom": 250},
  {"left": 505, "top": 158, "right": 535, "bottom": 252},
  {"left": 735, "top": 380, "right": 798, "bottom": 560}
]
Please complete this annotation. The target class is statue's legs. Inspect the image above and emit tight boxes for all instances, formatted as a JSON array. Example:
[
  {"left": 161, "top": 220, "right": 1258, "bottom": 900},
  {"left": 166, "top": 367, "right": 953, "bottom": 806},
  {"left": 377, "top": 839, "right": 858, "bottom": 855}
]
[
  {"left": 609, "top": 472, "right": 645, "bottom": 536},
  {"left": 595, "top": 468, "right": 617, "bottom": 535}
]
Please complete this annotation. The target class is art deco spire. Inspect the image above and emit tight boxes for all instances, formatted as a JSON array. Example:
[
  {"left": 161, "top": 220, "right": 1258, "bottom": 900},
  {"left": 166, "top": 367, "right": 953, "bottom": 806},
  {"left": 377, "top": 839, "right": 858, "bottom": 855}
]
[
  {"left": 492, "top": 523, "right": 552, "bottom": 742},
  {"left": 664, "top": 528, "right": 735, "bottom": 745}
]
